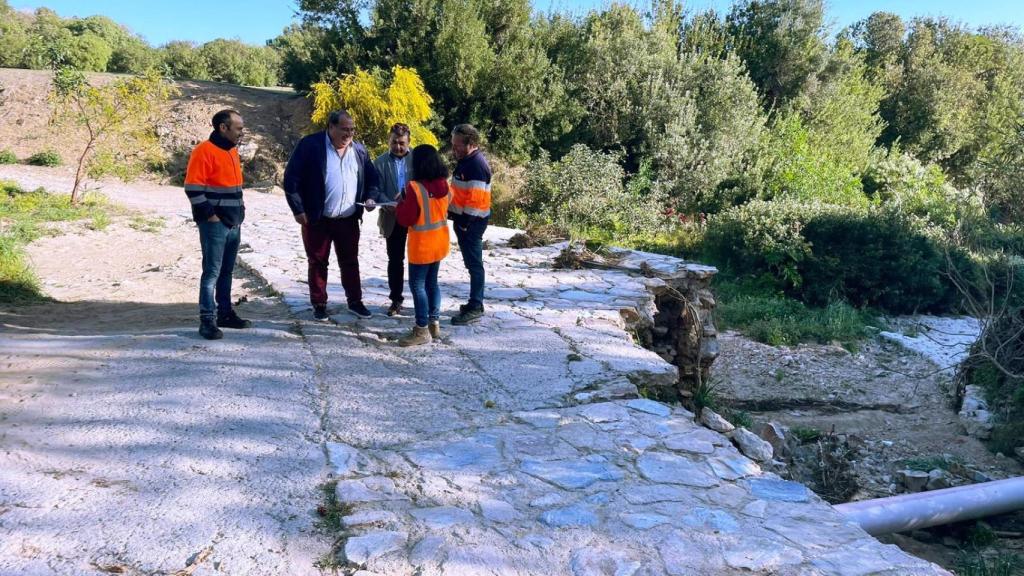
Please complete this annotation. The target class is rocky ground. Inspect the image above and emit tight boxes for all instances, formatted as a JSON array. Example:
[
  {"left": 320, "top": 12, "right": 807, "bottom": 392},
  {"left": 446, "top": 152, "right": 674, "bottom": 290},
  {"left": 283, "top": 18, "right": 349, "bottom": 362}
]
[
  {"left": 713, "top": 324, "right": 1024, "bottom": 571},
  {"left": 0, "top": 164, "right": 957, "bottom": 575}
]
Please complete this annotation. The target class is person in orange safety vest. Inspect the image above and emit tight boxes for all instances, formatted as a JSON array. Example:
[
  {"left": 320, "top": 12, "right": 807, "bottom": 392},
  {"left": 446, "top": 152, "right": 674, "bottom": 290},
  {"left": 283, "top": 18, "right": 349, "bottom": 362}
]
[{"left": 395, "top": 144, "right": 451, "bottom": 346}]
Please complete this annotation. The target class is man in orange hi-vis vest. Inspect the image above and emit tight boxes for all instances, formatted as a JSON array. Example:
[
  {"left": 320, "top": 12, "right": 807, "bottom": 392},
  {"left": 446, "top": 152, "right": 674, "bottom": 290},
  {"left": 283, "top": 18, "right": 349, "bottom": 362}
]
[
  {"left": 448, "top": 124, "right": 492, "bottom": 326},
  {"left": 184, "top": 109, "right": 251, "bottom": 340}
]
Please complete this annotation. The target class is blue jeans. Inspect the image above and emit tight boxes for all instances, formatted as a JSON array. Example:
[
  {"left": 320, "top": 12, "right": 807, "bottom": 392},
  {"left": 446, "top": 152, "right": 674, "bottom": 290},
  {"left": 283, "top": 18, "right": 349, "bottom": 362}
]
[
  {"left": 198, "top": 220, "right": 240, "bottom": 320},
  {"left": 408, "top": 261, "right": 441, "bottom": 328},
  {"left": 455, "top": 218, "right": 487, "bottom": 308}
]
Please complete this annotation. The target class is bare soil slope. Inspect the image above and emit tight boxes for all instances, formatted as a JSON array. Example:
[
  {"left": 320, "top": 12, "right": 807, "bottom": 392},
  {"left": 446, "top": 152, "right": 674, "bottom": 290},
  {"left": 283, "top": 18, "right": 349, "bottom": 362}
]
[{"left": 0, "top": 68, "right": 311, "bottom": 187}]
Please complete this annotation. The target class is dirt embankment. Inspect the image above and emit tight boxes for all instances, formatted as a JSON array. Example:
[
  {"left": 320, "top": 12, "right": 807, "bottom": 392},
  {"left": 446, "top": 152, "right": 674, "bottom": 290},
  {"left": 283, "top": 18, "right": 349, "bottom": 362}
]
[{"left": 0, "top": 68, "right": 311, "bottom": 188}]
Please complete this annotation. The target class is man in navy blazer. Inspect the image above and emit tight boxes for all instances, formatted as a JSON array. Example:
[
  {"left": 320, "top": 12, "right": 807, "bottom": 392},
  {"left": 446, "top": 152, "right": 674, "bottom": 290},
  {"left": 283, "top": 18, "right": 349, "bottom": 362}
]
[{"left": 283, "top": 110, "right": 382, "bottom": 320}]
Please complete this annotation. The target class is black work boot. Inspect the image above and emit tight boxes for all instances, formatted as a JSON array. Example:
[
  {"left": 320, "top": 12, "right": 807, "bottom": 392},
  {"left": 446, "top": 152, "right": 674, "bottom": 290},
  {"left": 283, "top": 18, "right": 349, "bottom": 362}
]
[
  {"left": 217, "top": 310, "right": 252, "bottom": 329},
  {"left": 199, "top": 318, "right": 223, "bottom": 340},
  {"left": 451, "top": 304, "right": 484, "bottom": 326}
]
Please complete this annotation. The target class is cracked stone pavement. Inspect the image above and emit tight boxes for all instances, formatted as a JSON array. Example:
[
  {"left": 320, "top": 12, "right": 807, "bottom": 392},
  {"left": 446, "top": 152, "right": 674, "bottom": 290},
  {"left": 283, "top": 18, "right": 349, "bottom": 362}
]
[{"left": 0, "top": 167, "right": 950, "bottom": 575}]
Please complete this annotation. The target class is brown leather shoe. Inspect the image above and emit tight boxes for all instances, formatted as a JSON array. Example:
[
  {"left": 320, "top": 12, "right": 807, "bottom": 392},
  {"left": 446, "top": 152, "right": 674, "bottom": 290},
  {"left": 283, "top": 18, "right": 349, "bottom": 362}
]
[
  {"left": 387, "top": 301, "right": 402, "bottom": 317},
  {"left": 428, "top": 321, "right": 441, "bottom": 339}
]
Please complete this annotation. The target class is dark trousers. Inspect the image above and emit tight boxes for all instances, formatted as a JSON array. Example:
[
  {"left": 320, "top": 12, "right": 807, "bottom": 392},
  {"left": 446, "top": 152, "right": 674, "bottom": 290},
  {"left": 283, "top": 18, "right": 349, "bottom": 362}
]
[
  {"left": 302, "top": 216, "right": 362, "bottom": 306},
  {"left": 198, "top": 220, "right": 240, "bottom": 320},
  {"left": 454, "top": 218, "right": 487, "bottom": 308},
  {"left": 386, "top": 224, "right": 409, "bottom": 304}
]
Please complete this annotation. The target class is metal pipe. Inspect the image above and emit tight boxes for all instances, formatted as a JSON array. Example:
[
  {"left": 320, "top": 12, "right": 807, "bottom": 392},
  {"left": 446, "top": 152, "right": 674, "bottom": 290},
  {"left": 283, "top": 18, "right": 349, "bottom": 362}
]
[{"left": 834, "top": 476, "right": 1024, "bottom": 535}]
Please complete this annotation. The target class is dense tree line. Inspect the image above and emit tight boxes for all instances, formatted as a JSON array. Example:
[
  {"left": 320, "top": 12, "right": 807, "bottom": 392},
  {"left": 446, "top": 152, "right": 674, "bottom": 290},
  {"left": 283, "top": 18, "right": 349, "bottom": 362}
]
[
  {"left": 0, "top": 2, "right": 281, "bottom": 86},
  {"left": 3, "top": 0, "right": 1023, "bottom": 234},
  {"left": 272, "top": 1, "right": 1024, "bottom": 220}
]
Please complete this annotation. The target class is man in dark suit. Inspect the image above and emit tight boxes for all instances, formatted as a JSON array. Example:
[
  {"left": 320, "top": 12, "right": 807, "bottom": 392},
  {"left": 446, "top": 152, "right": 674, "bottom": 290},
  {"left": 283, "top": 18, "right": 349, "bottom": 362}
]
[
  {"left": 373, "top": 123, "right": 415, "bottom": 316},
  {"left": 283, "top": 110, "right": 382, "bottom": 321}
]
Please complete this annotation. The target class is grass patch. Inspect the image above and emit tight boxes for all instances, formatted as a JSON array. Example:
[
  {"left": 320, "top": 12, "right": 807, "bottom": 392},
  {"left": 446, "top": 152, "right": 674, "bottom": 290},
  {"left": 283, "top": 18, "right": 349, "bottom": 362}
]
[
  {"left": 26, "top": 150, "right": 62, "bottom": 167},
  {"left": 791, "top": 426, "right": 822, "bottom": 444},
  {"left": 0, "top": 150, "right": 16, "bottom": 164},
  {"left": 713, "top": 274, "right": 876, "bottom": 347},
  {"left": 128, "top": 214, "right": 165, "bottom": 233},
  {"left": 955, "top": 550, "right": 1022, "bottom": 576},
  {"left": 0, "top": 180, "right": 111, "bottom": 304},
  {"left": 903, "top": 454, "right": 958, "bottom": 472},
  {"left": 724, "top": 408, "right": 753, "bottom": 429},
  {"left": 691, "top": 378, "right": 720, "bottom": 412}
]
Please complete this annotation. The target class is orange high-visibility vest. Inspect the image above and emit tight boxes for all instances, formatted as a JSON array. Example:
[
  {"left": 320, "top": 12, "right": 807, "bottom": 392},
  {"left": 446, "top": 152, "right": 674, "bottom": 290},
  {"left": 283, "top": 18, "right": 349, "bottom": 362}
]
[
  {"left": 407, "top": 181, "right": 451, "bottom": 265},
  {"left": 449, "top": 177, "right": 491, "bottom": 218}
]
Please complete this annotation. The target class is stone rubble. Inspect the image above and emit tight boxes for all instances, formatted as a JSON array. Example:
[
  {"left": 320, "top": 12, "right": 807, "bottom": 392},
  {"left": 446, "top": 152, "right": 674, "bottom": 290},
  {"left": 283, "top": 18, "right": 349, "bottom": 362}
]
[{"left": 732, "top": 427, "right": 775, "bottom": 462}]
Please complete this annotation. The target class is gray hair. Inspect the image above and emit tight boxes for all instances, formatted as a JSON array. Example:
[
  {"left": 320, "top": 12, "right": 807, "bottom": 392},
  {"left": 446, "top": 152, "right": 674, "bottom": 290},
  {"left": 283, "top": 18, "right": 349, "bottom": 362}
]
[
  {"left": 451, "top": 123, "right": 481, "bottom": 147},
  {"left": 327, "top": 110, "right": 353, "bottom": 125}
]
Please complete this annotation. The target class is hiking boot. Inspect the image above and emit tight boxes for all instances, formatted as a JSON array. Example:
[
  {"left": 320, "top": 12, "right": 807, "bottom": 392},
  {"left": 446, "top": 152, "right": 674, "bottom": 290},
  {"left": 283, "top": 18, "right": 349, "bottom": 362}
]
[
  {"left": 348, "top": 302, "right": 373, "bottom": 319},
  {"left": 199, "top": 318, "right": 223, "bottom": 340},
  {"left": 386, "top": 301, "right": 403, "bottom": 317},
  {"left": 313, "top": 304, "right": 329, "bottom": 321},
  {"left": 399, "top": 325, "right": 432, "bottom": 347},
  {"left": 217, "top": 310, "right": 251, "bottom": 329},
  {"left": 451, "top": 305, "right": 484, "bottom": 326},
  {"left": 428, "top": 320, "right": 441, "bottom": 339}
]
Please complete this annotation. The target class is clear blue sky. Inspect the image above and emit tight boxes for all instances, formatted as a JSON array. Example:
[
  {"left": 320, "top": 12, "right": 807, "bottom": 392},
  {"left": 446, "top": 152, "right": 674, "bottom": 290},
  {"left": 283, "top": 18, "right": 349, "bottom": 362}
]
[{"left": 13, "top": 0, "right": 1023, "bottom": 46}]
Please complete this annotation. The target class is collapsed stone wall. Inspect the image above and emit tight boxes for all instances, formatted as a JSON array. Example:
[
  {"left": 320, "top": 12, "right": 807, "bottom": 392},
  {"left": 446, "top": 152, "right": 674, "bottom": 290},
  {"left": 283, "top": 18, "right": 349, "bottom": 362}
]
[{"left": 561, "top": 243, "right": 719, "bottom": 399}]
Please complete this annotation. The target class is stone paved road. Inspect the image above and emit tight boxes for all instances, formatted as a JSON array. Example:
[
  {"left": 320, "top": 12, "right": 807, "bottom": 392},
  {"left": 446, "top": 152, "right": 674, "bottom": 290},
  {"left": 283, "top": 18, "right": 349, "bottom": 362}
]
[{"left": 0, "top": 166, "right": 950, "bottom": 575}]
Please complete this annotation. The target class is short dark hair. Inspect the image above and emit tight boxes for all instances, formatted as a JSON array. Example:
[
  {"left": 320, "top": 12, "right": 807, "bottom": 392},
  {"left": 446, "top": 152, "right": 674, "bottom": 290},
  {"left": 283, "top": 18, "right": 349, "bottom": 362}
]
[
  {"left": 212, "top": 109, "right": 239, "bottom": 131},
  {"left": 451, "top": 123, "right": 481, "bottom": 147},
  {"left": 389, "top": 123, "right": 411, "bottom": 138},
  {"left": 411, "top": 144, "right": 449, "bottom": 181},
  {"left": 328, "top": 110, "right": 353, "bottom": 125}
]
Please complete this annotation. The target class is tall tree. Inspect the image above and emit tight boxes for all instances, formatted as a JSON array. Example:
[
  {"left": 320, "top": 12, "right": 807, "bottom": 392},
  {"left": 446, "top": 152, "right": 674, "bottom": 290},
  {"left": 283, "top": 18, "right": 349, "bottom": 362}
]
[
  {"left": 726, "top": 0, "right": 829, "bottom": 108},
  {"left": 51, "top": 69, "right": 175, "bottom": 203}
]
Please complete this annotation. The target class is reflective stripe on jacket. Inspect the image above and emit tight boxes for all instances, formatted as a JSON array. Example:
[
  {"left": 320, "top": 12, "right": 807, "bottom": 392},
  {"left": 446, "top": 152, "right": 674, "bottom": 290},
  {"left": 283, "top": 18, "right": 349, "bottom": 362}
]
[
  {"left": 407, "top": 181, "right": 450, "bottom": 265},
  {"left": 184, "top": 139, "right": 244, "bottom": 226},
  {"left": 449, "top": 177, "right": 491, "bottom": 218},
  {"left": 449, "top": 150, "right": 492, "bottom": 219}
]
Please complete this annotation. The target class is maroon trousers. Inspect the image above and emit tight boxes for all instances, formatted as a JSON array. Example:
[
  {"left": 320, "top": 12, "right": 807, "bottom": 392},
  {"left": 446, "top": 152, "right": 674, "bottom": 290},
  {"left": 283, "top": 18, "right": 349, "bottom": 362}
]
[{"left": 301, "top": 215, "right": 363, "bottom": 306}]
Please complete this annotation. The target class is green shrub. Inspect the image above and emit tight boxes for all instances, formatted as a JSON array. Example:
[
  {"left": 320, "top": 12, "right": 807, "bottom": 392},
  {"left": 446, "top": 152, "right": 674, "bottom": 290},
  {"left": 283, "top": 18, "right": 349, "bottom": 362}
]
[
  {"left": 715, "top": 287, "right": 874, "bottom": 346},
  {"left": 705, "top": 199, "right": 962, "bottom": 314},
  {"left": 760, "top": 112, "right": 870, "bottom": 208},
  {"left": 864, "top": 150, "right": 990, "bottom": 240},
  {"left": 0, "top": 150, "right": 16, "bottom": 164},
  {"left": 27, "top": 150, "right": 63, "bottom": 167},
  {"left": 799, "top": 209, "right": 954, "bottom": 312},
  {"left": 0, "top": 234, "right": 41, "bottom": 304},
  {"left": 961, "top": 314, "right": 1024, "bottom": 456},
  {"left": 703, "top": 199, "right": 857, "bottom": 288},
  {"left": 522, "top": 144, "right": 667, "bottom": 242}
]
